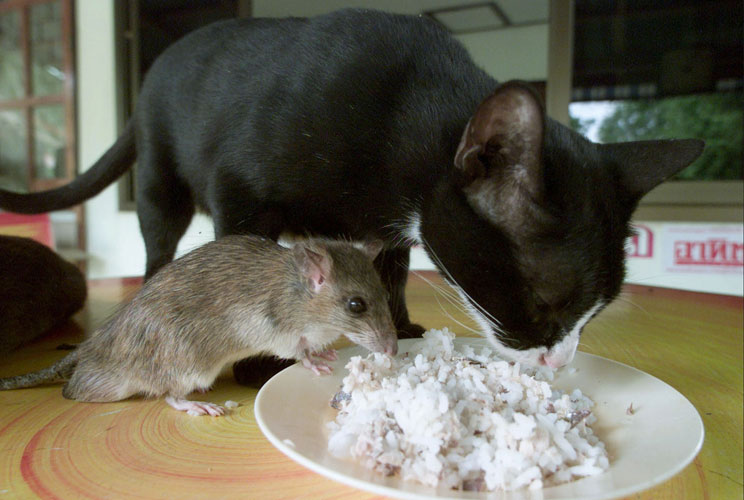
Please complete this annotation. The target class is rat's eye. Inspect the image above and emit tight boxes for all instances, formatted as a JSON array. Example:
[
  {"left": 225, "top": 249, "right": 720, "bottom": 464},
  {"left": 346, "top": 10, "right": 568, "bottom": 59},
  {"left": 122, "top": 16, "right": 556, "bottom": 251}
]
[{"left": 346, "top": 297, "right": 367, "bottom": 314}]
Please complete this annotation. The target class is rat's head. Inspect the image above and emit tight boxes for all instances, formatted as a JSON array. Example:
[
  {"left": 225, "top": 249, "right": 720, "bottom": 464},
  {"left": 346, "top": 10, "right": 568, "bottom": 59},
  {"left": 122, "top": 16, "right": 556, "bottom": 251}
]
[
  {"left": 420, "top": 81, "right": 704, "bottom": 368},
  {"left": 293, "top": 239, "right": 397, "bottom": 355}
]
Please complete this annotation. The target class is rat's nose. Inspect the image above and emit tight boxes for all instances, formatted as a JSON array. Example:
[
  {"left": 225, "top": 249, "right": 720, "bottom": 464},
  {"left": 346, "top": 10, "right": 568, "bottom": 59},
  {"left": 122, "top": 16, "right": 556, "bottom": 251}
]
[{"left": 384, "top": 337, "right": 398, "bottom": 356}]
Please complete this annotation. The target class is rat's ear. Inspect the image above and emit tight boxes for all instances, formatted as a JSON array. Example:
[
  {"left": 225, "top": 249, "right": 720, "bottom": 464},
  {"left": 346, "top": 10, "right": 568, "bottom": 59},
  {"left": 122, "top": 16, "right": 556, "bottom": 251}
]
[
  {"left": 294, "top": 243, "right": 331, "bottom": 293},
  {"left": 356, "top": 239, "right": 384, "bottom": 261}
]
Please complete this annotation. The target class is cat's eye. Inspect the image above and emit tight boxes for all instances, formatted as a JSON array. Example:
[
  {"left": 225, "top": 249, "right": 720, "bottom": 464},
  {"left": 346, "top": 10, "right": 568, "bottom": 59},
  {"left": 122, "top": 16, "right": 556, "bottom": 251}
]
[
  {"left": 346, "top": 297, "right": 367, "bottom": 314},
  {"left": 532, "top": 291, "right": 549, "bottom": 308}
]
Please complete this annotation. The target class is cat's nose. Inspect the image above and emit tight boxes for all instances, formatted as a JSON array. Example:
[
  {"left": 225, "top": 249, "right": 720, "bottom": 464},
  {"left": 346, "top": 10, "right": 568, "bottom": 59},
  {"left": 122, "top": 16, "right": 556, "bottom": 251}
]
[
  {"left": 539, "top": 343, "right": 578, "bottom": 369},
  {"left": 539, "top": 352, "right": 567, "bottom": 369}
]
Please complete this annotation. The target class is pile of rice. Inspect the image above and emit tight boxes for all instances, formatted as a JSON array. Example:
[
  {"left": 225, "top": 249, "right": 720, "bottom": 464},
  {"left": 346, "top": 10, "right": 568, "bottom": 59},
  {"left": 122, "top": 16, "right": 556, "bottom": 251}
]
[{"left": 326, "top": 328, "right": 608, "bottom": 491}]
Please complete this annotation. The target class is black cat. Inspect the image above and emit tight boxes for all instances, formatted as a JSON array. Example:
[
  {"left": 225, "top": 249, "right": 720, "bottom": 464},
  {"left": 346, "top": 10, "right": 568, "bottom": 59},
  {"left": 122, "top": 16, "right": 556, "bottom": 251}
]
[{"left": 0, "top": 9, "right": 702, "bottom": 369}]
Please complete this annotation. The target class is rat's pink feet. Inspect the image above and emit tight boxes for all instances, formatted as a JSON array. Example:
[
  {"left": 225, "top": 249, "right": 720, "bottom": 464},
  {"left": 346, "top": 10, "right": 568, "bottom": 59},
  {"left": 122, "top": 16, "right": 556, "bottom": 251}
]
[
  {"left": 301, "top": 355, "right": 334, "bottom": 375},
  {"left": 314, "top": 349, "right": 338, "bottom": 361},
  {"left": 298, "top": 336, "right": 337, "bottom": 375},
  {"left": 165, "top": 396, "right": 225, "bottom": 416}
]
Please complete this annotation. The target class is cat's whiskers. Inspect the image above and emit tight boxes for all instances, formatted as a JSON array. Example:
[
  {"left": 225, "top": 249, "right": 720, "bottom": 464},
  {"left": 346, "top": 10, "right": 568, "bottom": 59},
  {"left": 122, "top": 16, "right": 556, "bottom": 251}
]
[
  {"left": 615, "top": 292, "right": 651, "bottom": 317},
  {"left": 409, "top": 269, "right": 463, "bottom": 305},
  {"left": 422, "top": 245, "right": 487, "bottom": 317},
  {"left": 430, "top": 291, "right": 482, "bottom": 336},
  {"left": 422, "top": 241, "right": 510, "bottom": 341},
  {"left": 409, "top": 269, "right": 482, "bottom": 335},
  {"left": 577, "top": 339, "right": 598, "bottom": 354},
  {"left": 582, "top": 321, "right": 614, "bottom": 356}
]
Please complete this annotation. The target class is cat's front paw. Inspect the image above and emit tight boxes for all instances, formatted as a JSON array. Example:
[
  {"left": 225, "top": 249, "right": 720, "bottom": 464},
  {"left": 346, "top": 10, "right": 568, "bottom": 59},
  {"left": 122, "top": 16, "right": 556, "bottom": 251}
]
[
  {"left": 233, "top": 356, "right": 295, "bottom": 388},
  {"left": 397, "top": 322, "right": 426, "bottom": 339}
]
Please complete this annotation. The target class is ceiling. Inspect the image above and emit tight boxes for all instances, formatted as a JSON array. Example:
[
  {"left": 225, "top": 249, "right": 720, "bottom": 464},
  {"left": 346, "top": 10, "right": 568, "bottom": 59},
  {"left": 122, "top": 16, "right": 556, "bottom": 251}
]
[
  {"left": 139, "top": 0, "right": 549, "bottom": 34},
  {"left": 137, "top": 0, "right": 742, "bottom": 97},
  {"left": 252, "top": 1, "right": 549, "bottom": 32}
]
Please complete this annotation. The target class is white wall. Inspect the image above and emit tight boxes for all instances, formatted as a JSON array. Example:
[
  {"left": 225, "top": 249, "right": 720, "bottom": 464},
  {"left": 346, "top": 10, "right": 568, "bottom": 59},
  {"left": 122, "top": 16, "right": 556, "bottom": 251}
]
[
  {"left": 455, "top": 25, "right": 548, "bottom": 81},
  {"left": 253, "top": 1, "right": 549, "bottom": 82},
  {"left": 76, "top": 0, "right": 213, "bottom": 279}
]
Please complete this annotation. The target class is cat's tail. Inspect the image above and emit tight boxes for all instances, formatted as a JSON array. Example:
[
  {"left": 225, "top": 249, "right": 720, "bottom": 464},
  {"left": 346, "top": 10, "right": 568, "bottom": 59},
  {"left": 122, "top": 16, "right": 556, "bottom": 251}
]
[
  {"left": 0, "top": 120, "right": 136, "bottom": 213},
  {"left": 0, "top": 351, "right": 78, "bottom": 390}
]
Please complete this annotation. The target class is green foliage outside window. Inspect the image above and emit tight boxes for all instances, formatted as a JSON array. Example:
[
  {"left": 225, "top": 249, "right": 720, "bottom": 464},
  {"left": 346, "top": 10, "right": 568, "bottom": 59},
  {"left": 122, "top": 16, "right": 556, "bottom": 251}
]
[{"left": 571, "top": 92, "right": 743, "bottom": 180}]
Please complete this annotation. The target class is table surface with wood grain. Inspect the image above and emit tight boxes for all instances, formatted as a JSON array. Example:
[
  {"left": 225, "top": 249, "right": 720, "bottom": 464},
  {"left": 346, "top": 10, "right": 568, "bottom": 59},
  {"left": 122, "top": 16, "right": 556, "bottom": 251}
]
[{"left": 1, "top": 273, "right": 742, "bottom": 499}]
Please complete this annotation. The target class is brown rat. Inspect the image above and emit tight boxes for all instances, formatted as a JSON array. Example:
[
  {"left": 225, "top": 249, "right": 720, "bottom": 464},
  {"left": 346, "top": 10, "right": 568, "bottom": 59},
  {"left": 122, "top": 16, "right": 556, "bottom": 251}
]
[{"left": 0, "top": 235, "right": 397, "bottom": 416}]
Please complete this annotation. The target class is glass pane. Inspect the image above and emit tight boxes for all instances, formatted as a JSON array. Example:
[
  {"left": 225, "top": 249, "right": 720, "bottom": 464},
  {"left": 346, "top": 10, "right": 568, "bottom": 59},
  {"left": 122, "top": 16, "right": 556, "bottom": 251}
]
[
  {"left": 33, "top": 104, "right": 66, "bottom": 180},
  {"left": 0, "top": 109, "right": 29, "bottom": 192},
  {"left": 31, "top": 1, "right": 64, "bottom": 96},
  {"left": 569, "top": 91, "right": 744, "bottom": 181},
  {"left": 0, "top": 10, "right": 23, "bottom": 100}
]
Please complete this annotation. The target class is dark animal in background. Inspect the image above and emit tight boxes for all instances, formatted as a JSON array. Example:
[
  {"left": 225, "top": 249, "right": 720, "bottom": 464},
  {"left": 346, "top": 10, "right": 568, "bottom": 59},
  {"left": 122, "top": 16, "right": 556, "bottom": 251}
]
[
  {"left": 0, "top": 235, "right": 87, "bottom": 356},
  {"left": 0, "top": 10, "right": 704, "bottom": 373},
  {"left": 0, "top": 236, "right": 397, "bottom": 415}
]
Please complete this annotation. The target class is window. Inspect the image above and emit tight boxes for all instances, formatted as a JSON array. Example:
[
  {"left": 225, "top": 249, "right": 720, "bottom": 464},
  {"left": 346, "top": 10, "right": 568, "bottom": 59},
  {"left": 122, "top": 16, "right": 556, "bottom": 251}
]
[
  {"left": 570, "top": 92, "right": 743, "bottom": 181},
  {"left": 569, "top": 0, "right": 743, "bottom": 221},
  {"left": 0, "top": 0, "right": 75, "bottom": 194}
]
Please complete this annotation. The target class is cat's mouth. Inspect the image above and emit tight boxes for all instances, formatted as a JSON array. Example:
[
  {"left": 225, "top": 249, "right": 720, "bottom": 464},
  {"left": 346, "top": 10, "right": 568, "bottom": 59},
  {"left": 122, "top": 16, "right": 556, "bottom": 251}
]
[{"left": 472, "top": 302, "right": 604, "bottom": 369}]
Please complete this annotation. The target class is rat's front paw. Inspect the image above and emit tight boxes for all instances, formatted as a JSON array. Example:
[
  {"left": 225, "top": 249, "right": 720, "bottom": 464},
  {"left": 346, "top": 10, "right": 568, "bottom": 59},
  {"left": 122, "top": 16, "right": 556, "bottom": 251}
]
[
  {"left": 314, "top": 349, "right": 338, "bottom": 361},
  {"left": 301, "top": 355, "right": 334, "bottom": 375}
]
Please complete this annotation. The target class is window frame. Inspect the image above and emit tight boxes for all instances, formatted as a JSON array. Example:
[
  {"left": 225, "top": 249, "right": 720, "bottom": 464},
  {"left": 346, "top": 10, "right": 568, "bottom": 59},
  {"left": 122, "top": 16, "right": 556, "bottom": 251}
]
[
  {"left": 0, "top": 0, "right": 76, "bottom": 192},
  {"left": 635, "top": 181, "right": 743, "bottom": 222}
]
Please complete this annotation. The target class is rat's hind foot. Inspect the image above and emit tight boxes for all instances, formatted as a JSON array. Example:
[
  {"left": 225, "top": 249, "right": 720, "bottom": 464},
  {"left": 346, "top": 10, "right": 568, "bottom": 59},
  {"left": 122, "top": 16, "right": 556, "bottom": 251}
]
[{"left": 165, "top": 396, "right": 225, "bottom": 416}]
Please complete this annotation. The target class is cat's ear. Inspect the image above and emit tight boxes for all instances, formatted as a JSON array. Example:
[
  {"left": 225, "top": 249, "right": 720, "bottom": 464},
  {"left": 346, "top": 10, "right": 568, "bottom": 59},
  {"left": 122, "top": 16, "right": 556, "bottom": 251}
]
[
  {"left": 454, "top": 81, "right": 545, "bottom": 201},
  {"left": 354, "top": 239, "right": 384, "bottom": 261},
  {"left": 294, "top": 243, "right": 331, "bottom": 293},
  {"left": 601, "top": 139, "right": 704, "bottom": 201}
]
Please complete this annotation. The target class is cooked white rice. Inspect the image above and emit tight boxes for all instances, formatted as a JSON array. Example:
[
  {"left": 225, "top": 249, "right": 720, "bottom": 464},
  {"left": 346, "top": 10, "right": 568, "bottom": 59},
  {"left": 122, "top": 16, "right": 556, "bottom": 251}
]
[{"left": 327, "top": 328, "right": 608, "bottom": 491}]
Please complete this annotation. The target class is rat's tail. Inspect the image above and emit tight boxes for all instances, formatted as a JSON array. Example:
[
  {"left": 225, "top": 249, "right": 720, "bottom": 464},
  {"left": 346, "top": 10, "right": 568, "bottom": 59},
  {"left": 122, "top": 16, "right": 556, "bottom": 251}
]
[{"left": 0, "top": 351, "right": 78, "bottom": 390}]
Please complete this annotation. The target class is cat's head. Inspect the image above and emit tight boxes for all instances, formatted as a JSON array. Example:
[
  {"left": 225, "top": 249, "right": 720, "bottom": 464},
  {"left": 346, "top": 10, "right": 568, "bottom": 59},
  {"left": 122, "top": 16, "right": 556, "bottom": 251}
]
[{"left": 420, "top": 81, "right": 704, "bottom": 368}]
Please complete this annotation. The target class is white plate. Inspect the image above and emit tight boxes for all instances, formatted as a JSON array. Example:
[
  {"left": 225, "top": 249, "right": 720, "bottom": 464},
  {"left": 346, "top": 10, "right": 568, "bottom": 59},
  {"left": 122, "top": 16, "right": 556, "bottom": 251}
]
[{"left": 255, "top": 338, "right": 704, "bottom": 500}]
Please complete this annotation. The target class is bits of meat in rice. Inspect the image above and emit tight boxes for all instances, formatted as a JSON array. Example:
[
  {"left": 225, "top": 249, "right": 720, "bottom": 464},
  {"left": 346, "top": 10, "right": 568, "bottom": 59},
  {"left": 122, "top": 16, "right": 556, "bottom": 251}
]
[{"left": 327, "top": 328, "right": 608, "bottom": 491}]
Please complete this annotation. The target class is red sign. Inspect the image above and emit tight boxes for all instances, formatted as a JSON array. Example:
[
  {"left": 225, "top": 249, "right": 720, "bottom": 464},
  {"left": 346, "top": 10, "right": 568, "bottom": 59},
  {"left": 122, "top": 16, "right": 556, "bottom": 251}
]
[
  {"left": 673, "top": 239, "right": 743, "bottom": 267},
  {"left": 627, "top": 224, "right": 654, "bottom": 258},
  {"left": 0, "top": 212, "right": 54, "bottom": 248},
  {"left": 663, "top": 225, "right": 744, "bottom": 274}
]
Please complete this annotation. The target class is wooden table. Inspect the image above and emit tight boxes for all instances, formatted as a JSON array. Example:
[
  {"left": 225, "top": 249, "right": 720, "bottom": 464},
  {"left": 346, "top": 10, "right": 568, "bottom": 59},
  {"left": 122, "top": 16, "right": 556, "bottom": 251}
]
[{"left": 1, "top": 273, "right": 741, "bottom": 499}]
